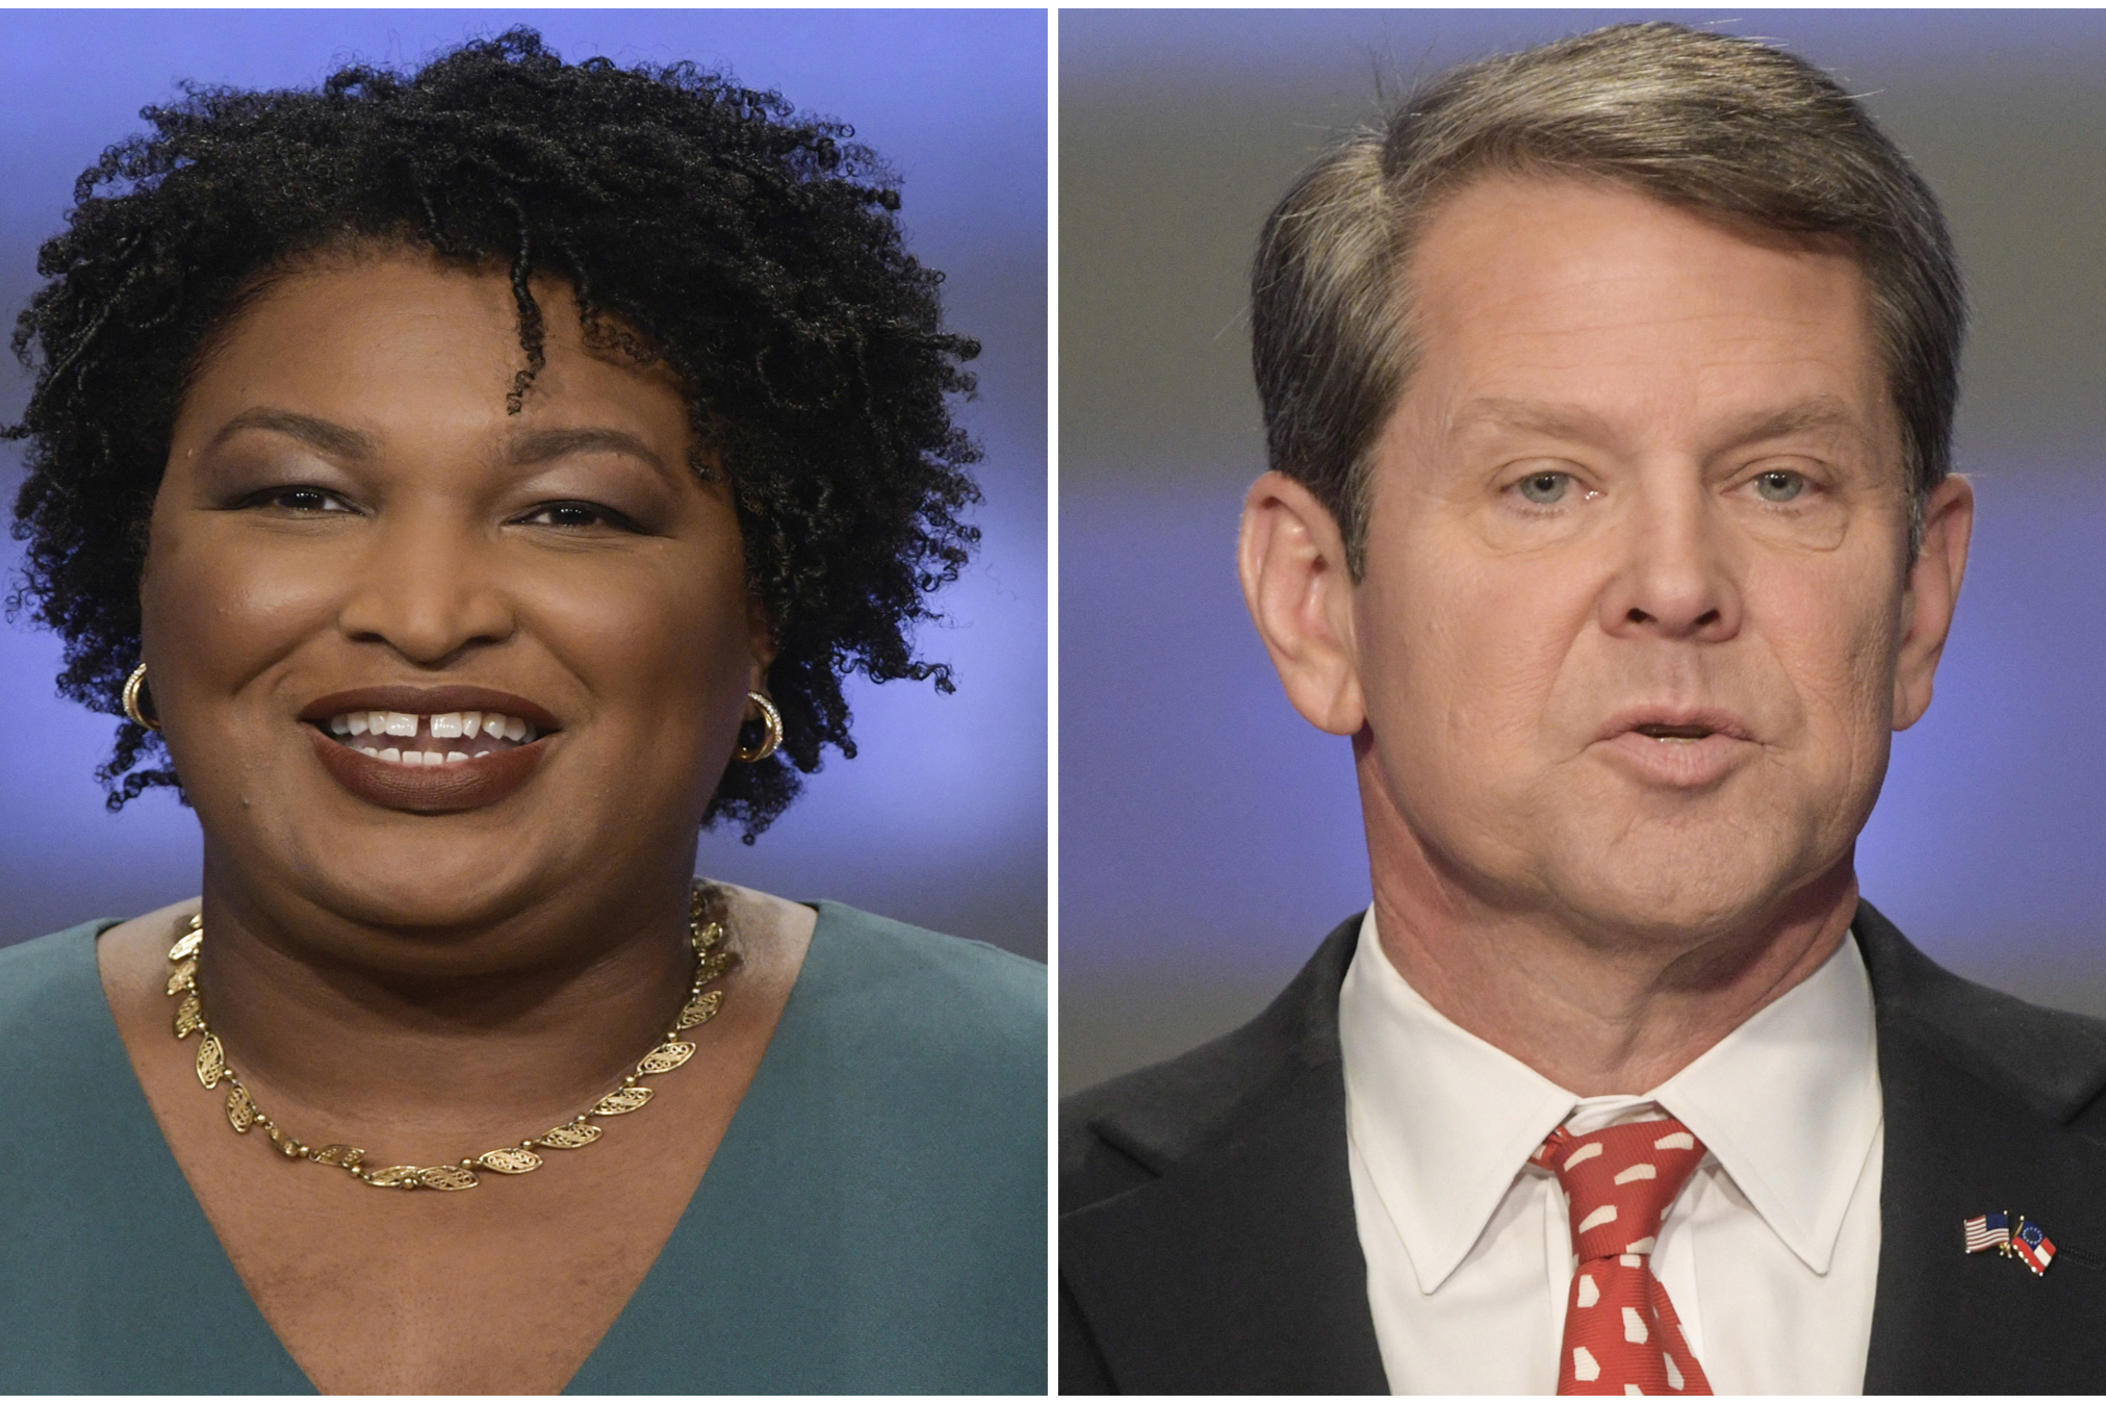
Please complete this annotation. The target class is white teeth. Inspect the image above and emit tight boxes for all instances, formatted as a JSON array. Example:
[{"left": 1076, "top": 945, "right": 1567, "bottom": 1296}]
[
  {"left": 354, "top": 743, "right": 471, "bottom": 766},
  {"left": 324, "top": 707, "right": 543, "bottom": 755}
]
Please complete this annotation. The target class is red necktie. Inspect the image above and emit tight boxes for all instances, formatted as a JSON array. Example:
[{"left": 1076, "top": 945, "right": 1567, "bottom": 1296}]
[{"left": 1533, "top": 1117, "right": 1714, "bottom": 1395}]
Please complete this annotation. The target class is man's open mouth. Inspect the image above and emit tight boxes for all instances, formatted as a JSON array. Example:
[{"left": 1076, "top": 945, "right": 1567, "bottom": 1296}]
[{"left": 1631, "top": 723, "right": 1715, "bottom": 744}]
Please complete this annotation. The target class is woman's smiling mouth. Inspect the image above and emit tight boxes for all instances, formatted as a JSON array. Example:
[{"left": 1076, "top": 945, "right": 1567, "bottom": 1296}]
[
  {"left": 301, "top": 688, "right": 560, "bottom": 811},
  {"left": 320, "top": 709, "right": 543, "bottom": 766}
]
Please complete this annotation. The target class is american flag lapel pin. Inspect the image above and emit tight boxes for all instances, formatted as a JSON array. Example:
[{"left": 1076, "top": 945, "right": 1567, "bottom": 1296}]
[{"left": 1963, "top": 1210, "right": 2012, "bottom": 1255}]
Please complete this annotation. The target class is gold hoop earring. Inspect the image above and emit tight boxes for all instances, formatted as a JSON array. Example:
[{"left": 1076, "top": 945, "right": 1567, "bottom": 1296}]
[
  {"left": 122, "top": 662, "right": 160, "bottom": 732},
  {"left": 735, "top": 691, "right": 782, "bottom": 763}
]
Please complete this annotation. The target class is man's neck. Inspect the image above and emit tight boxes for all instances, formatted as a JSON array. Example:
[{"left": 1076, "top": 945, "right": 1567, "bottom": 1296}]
[{"left": 1365, "top": 840, "right": 1858, "bottom": 1097}]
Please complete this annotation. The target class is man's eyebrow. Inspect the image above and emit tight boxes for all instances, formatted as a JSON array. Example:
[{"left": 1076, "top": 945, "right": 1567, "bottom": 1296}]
[
  {"left": 1711, "top": 396, "right": 1868, "bottom": 446},
  {"left": 503, "top": 426, "right": 671, "bottom": 476},
  {"left": 1448, "top": 395, "right": 1869, "bottom": 449},
  {"left": 207, "top": 408, "right": 377, "bottom": 459},
  {"left": 1448, "top": 397, "right": 1620, "bottom": 444}
]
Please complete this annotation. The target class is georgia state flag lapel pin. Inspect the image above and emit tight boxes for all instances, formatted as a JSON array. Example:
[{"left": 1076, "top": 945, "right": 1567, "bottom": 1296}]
[{"left": 2011, "top": 1215, "right": 2058, "bottom": 1276}]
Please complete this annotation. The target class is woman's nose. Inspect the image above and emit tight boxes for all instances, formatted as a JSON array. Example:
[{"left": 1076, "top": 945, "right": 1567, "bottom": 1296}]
[{"left": 334, "top": 513, "right": 514, "bottom": 664}]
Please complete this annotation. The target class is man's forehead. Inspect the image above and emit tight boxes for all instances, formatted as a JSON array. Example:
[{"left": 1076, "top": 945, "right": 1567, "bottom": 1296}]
[
  {"left": 1386, "top": 177, "right": 1895, "bottom": 448},
  {"left": 1400, "top": 175, "right": 1875, "bottom": 334}
]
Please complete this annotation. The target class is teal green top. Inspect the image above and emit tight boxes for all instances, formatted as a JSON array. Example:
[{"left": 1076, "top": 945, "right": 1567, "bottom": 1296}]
[{"left": 0, "top": 903, "right": 1046, "bottom": 1393}]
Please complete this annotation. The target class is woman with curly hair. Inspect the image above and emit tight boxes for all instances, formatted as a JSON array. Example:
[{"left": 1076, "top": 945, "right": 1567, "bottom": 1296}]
[{"left": 0, "top": 29, "right": 1042, "bottom": 1393}]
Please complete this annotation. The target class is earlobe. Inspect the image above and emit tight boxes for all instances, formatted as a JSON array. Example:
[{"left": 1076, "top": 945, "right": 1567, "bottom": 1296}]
[
  {"left": 1238, "top": 472, "right": 1367, "bottom": 736},
  {"left": 1892, "top": 474, "right": 1974, "bottom": 730}
]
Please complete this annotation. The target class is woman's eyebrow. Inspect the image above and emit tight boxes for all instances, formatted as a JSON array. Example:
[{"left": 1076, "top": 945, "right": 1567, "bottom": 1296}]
[
  {"left": 504, "top": 426, "right": 670, "bottom": 476},
  {"left": 203, "top": 411, "right": 672, "bottom": 478},
  {"left": 207, "top": 407, "right": 376, "bottom": 459}
]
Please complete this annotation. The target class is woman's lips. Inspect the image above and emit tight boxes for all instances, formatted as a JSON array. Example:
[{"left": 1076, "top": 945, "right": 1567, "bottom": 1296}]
[{"left": 309, "top": 725, "right": 549, "bottom": 813}]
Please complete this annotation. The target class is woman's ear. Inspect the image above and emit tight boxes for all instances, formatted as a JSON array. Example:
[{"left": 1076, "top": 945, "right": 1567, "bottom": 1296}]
[{"left": 745, "top": 595, "right": 778, "bottom": 694}]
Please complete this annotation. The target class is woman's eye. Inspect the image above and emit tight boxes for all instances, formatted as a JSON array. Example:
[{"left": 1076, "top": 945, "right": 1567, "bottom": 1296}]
[
  {"left": 518, "top": 501, "right": 637, "bottom": 531},
  {"left": 246, "top": 486, "right": 351, "bottom": 514},
  {"left": 1514, "top": 471, "right": 1573, "bottom": 506},
  {"left": 1753, "top": 469, "right": 1808, "bottom": 503}
]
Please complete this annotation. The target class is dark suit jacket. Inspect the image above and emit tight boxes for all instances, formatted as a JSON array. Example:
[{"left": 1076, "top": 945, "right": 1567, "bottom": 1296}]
[{"left": 1061, "top": 900, "right": 2106, "bottom": 1393}]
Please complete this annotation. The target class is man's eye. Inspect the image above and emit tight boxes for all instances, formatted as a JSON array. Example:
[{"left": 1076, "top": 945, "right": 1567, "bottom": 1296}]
[
  {"left": 1515, "top": 471, "right": 1573, "bottom": 506},
  {"left": 1753, "top": 469, "right": 1808, "bottom": 503}
]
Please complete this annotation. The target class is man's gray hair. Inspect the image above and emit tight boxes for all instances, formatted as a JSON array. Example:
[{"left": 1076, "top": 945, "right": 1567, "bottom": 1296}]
[{"left": 1251, "top": 21, "right": 1965, "bottom": 573}]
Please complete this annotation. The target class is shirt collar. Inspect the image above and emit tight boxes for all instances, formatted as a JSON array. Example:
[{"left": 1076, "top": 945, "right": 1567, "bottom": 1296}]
[
  {"left": 1338, "top": 909, "right": 1881, "bottom": 1292},
  {"left": 1649, "top": 925, "right": 1882, "bottom": 1274}
]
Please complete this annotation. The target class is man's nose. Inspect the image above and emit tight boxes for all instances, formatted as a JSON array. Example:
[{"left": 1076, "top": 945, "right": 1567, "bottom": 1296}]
[
  {"left": 1596, "top": 480, "right": 1743, "bottom": 642},
  {"left": 335, "top": 513, "right": 514, "bottom": 664}
]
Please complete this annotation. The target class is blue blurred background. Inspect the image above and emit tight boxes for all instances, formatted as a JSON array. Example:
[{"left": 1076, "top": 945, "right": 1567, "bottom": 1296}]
[
  {"left": 1062, "top": 10, "right": 2106, "bottom": 1087},
  {"left": 0, "top": 10, "right": 1046, "bottom": 958}
]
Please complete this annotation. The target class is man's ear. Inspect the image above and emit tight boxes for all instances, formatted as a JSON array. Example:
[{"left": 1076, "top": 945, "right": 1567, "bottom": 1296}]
[
  {"left": 1238, "top": 471, "right": 1367, "bottom": 736},
  {"left": 1893, "top": 473, "right": 1974, "bottom": 731}
]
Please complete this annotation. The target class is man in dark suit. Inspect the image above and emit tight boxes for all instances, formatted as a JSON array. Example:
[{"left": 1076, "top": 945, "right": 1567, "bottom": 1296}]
[{"left": 1063, "top": 22, "right": 2106, "bottom": 1394}]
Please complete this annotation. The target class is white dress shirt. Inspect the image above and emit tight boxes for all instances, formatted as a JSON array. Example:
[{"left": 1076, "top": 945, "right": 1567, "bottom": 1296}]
[{"left": 1339, "top": 908, "right": 1884, "bottom": 1394}]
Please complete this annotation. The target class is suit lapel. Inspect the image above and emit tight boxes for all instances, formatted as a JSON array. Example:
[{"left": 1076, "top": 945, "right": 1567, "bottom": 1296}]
[
  {"left": 1061, "top": 919, "right": 1388, "bottom": 1393},
  {"left": 1070, "top": 901, "right": 2106, "bottom": 1393},
  {"left": 1858, "top": 901, "right": 2106, "bottom": 1392}
]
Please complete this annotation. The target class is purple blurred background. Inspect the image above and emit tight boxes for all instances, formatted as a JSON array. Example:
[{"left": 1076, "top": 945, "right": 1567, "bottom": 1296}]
[
  {"left": 0, "top": 10, "right": 1046, "bottom": 957},
  {"left": 1062, "top": 10, "right": 2106, "bottom": 1087}
]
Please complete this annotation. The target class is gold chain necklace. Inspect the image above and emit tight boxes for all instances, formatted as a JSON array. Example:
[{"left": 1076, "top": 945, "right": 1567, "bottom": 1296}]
[{"left": 164, "top": 882, "right": 736, "bottom": 1191}]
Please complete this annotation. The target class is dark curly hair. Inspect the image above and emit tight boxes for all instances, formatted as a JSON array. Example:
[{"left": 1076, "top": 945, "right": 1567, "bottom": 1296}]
[{"left": 5, "top": 27, "right": 981, "bottom": 839}]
